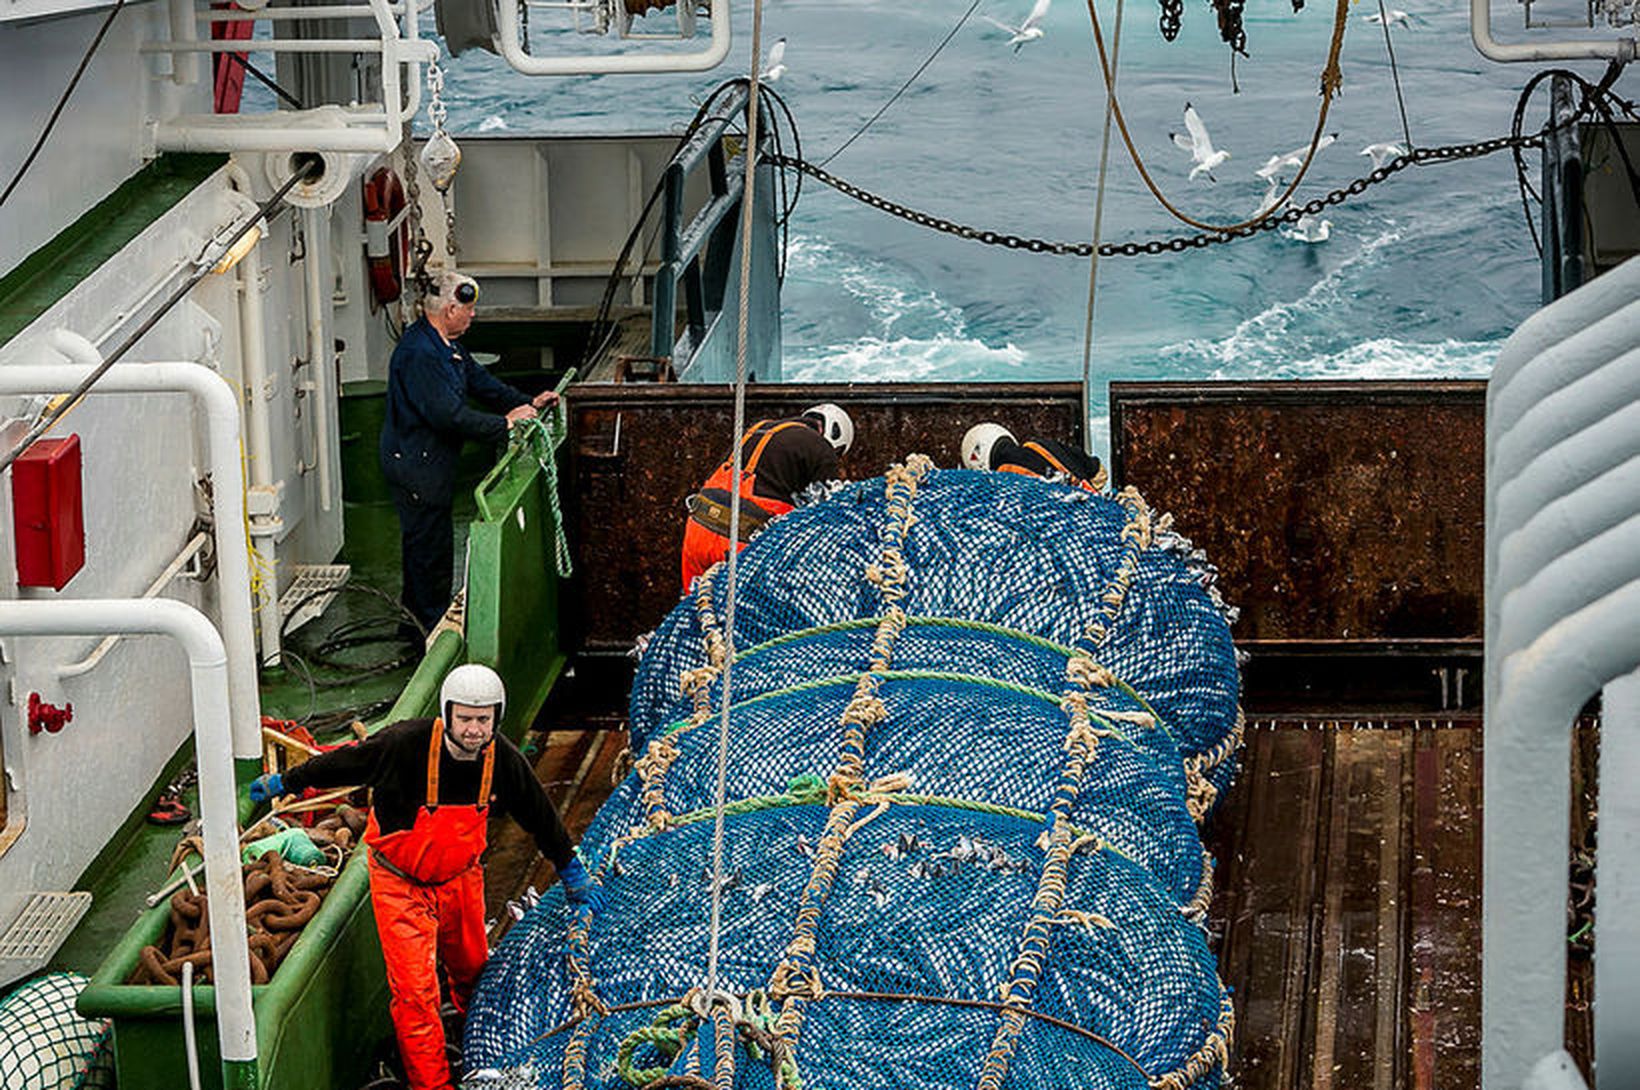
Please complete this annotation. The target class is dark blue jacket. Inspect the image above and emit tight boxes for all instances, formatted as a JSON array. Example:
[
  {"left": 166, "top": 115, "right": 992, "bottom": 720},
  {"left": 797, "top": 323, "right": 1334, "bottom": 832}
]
[{"left": 379, "top": 317, "right": 529, "bottom": 505}]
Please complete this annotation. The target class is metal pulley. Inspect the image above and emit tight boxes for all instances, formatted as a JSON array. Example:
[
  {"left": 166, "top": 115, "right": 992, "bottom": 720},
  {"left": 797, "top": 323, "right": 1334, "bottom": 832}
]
[{"left": 419, "top": 131, "right": 462, "bottom": 194}]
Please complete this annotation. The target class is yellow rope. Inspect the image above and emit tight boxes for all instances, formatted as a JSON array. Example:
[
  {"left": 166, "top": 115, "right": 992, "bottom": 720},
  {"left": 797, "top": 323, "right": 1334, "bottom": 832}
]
[{"left": 1080, "top": 0, "right": 1352, "bottom": 233}]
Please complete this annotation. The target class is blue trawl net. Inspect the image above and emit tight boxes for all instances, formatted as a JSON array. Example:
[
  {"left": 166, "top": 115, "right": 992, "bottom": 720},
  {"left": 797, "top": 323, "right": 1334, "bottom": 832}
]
[{"left": 467, "top": 461, "right": 1241, "bottom": 1090}]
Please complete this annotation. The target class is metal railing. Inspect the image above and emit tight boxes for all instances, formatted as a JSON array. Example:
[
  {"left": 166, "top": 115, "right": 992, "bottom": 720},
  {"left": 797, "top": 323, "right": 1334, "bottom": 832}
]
[{"left": 650, "top": 84, "right": 751, "bottom": 368}]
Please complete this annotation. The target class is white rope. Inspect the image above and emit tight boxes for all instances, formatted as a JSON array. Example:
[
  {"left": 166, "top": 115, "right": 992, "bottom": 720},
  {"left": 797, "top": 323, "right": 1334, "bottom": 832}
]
[
  {"left": 1078, "top": 0, "right": 1125, "bottom": 455},
  {"left": 704, "top": 0, "right": 767, "bottom": 1005}
]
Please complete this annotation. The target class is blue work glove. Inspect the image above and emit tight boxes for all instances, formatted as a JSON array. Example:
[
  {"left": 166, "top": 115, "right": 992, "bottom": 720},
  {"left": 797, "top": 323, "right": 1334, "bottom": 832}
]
[
  {"left": 559, "top": 857, "right": 605, "bottom": 914},
  {"left": 248, "top": 772, "right": 285, "bottom": 805}
]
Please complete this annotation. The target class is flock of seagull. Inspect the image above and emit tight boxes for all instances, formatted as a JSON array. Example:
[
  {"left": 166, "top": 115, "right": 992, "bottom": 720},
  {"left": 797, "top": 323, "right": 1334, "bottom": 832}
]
[
  {"left": 1169, "top": 102, "right": 1409, "bottom": 243},
  {"left": 755, "top": 0, "right": 1425, "bottom": 245}
]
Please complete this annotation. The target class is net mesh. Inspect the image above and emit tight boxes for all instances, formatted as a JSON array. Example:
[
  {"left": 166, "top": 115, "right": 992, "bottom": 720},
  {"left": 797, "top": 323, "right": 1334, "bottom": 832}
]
[
  {"left": 467, "top": 461, "right": 1242, "bottom": 1089},
  {"left": 0, "top": 973, "right": 113, "bottom": 1090}
]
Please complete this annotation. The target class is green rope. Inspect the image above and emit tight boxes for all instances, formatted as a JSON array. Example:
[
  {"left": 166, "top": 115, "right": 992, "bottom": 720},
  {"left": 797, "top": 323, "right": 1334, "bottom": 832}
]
[
  {"left": 721, "top": 616, "right": 1176, "bottom": 743},
  {"left": 626, "top": 776, "right": 1137, "bottom": 866},
  {"left": 660, "top": 670, "right": 1138, "bottom": 747},
  {"left": 616, "top": 1004, "right": 697, "bottom": 1086},
  {"left": 513, "top": 410, "right": 574, "bottom": 579}
]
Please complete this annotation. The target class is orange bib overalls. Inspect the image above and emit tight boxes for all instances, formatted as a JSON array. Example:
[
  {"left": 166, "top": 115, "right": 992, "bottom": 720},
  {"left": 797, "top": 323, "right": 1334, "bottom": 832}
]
[
  {"left": 680, "top": 419, "right": 804, "bottom": 587},
  {"left": 364, "top": 721, "right": 494, "bottom": 1090}
]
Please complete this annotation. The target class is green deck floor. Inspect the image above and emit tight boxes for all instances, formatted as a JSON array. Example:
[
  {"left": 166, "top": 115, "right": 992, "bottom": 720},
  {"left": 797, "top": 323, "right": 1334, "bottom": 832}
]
[{"left": 51, "top": 487, "right": 478, "bottom": 979}]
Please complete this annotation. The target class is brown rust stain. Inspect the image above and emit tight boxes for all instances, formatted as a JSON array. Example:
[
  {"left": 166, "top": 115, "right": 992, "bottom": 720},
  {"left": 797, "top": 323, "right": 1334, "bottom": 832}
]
[{"left": 1110, "top": 382, "right": 1486, "bottom": 643}]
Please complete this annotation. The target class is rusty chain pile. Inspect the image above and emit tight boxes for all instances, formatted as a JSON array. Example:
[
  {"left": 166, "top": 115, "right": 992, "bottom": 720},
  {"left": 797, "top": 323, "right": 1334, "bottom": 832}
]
[
  {"left": 129, "top": 805, "right": 368, "bottom": 986},
  {"left": 772, "top": 132, "right": 1540, "bottom": 259}
]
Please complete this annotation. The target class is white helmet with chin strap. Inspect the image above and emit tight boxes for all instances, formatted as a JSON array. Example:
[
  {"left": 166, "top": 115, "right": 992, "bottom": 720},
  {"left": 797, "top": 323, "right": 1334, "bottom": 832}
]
[
  {"left": 961, "top": 422, "right": 1015, "bottom": 471},
  {"left": 440, "top": 663, "right": 506, "bottom": 728},
  {"left": 802, "top": 403, "right": 854, "bottom": 455}
]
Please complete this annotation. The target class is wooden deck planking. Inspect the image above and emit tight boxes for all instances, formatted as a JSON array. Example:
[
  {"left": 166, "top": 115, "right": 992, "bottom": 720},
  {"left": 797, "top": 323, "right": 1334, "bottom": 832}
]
[
  {"left": 1211, "top": 725, "right": 1328, "bottom": 1088},
  {"left": 1213, "top": 719, "right": 1483, "bottom": 1090}
]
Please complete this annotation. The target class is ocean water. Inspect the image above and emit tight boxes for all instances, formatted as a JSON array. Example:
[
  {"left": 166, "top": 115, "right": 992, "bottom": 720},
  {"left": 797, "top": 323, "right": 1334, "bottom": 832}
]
[{"left": 420, "top": 0, "right": 1616, "bottom": 429}]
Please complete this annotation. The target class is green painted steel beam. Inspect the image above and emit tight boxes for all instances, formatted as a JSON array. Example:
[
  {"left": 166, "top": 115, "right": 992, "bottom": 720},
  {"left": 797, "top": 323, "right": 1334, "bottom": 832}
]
[{"left": 0, "top": 154, "right": 225, "bottom": 348}]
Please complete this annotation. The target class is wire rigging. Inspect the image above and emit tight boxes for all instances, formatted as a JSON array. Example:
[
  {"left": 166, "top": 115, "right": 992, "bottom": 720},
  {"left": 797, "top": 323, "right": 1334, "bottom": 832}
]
[
  {"left": 818, "top": 0, "right": 985, "bottom": 169},
  {"left": 0, "top": 162, "right": 318, "bottom": 474},
  {"left": 0, "top": 0, "right": 128, "bottom": 212},
  {"left": 1081, "top": 0, "right": 1126, "bottom": 457},
  {"left": 1372, "top": 0, "right": 1414, "bottom": 151},
  {"left": 704, "top": 0, "right": 769, "bottom": 1011}
]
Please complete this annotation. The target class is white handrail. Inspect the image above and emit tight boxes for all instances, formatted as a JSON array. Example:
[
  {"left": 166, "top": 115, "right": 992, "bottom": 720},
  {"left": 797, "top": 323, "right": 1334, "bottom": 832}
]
[
  {"left": 0, "top": 598, "right": 257, "bottom": 1085},
  {"left": 1471, "top": 0, "right": 1637, "bottom": 61},
  {"left": 4, "top": 335, "right": 264, "bottom": 759},
  {"left": 496, "top": 0, "right": 732, "bottom": 75}
]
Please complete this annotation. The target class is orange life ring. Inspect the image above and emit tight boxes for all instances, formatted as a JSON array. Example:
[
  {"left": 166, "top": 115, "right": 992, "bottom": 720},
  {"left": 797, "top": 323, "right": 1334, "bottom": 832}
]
[{"left": 362, "top": 167, "right": 410, "bottom": 308}]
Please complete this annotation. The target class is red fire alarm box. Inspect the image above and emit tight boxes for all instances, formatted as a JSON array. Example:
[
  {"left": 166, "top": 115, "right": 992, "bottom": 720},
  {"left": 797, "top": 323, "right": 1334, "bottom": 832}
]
[{"left": 12, "top": 435, "right": 86, "bottom": 590}]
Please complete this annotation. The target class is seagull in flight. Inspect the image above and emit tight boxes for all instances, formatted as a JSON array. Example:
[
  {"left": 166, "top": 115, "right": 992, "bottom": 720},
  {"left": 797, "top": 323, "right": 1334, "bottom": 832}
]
[
  {"left": 1171, "top": 103, "right": 1230, "bottom": 182},
  {"left": 983, "top": 0, "right": 1052, "bottom": 51},
  {"left": 761, "top": 37, "right": 787, "bottom": 82},
  {"left": 1285, "top": 214, "right": 1332, "bottom": 243},
  {"left": 1254, "top": 133, "right": 1337, "bottom": 182},
  {"left": 1360, "top": 141, "right": 1407, "bottom": 169},
  {"left": 1253, "top": 177, "right": 1287, "bottom": 218},
  {"left": 1362, "top": 8, "right": 1420, "bottom": 25}
]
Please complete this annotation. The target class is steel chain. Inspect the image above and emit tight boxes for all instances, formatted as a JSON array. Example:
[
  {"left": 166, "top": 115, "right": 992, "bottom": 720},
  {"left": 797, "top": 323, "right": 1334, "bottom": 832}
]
[
  {"left": 771, "top": 130, "right": 1543, "bottom": 257},
  {"left": 424, "top": 60, "right": 460, "bottom": 259},
  {"left": 401, "top": 112, "right": 431, "bottom": 320}
]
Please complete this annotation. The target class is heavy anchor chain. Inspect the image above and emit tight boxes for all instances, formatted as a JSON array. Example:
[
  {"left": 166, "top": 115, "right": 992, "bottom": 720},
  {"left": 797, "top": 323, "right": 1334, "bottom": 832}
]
[{"left": 770, "top": 131, "right": 1543, "bottom": 258}]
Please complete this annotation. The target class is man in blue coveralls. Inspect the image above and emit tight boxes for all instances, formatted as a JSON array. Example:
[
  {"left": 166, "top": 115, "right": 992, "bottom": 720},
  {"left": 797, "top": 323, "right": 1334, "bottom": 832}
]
[{"left": 381, "top": 270, "right": 558, "bottom": 634}]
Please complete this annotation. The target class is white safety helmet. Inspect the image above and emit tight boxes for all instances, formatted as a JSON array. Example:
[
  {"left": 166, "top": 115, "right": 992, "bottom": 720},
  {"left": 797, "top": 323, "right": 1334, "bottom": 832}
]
[
  {"left": 803, "top": 403, "right": 854, "bottom": 455},
  {"left": 440, "top": 663, "right": 506, "bottom": 727},
  {"left": 961, "top": 423, "right": 1015, "bottom": 471}
]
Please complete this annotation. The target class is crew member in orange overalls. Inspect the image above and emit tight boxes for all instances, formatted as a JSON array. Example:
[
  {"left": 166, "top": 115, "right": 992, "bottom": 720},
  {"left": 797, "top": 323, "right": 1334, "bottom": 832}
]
[
  {"left": 680, "top": 403, "right": 854, "bottom": 588},
  {"left": 249, "top": 664, "right": 600, "bottom": 1090},
  {"left": 960, "top": 422, "right": 1107, "bottom": 492}
]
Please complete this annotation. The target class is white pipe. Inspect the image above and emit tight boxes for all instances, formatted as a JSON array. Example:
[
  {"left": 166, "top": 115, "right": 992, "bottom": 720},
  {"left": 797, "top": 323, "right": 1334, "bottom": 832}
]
[
  {"left": 301, "top": 208, "right": 335, "bottom": 513},
  {"left": 396, "top": 0, "right": 422, "bottom": 124},
  {"left": 1483, "top": 256, "right": 1640, "bottom": 1088},
  {"left": 15, "top": 337, "right": 263, "bottom": 760},
  {"left": 1490, "top": 300, "right": 1640, "bottom": 441},
  {"left": 154, "top": 119, "right": 403, "bottom": 155},
  {"left": 143, "top": 37, "right": 396, "bottom": 52},
  {"left": 58, "top": 531, "right": 211, "bottom": 679},
  {"left": 496, "top": 0, "right": 731, "bottom": 75},
  {"left": 0, "top": 597, "right": 257, "bottom": 1072},
  {"left": 167, "top": 0, "right": 203, "bottom": 83},
  {"left": 1495, "top": 399, "right": 1640, "bottom": 560},
  {"left": 200, "top": 4, "right": 412, "bottom": 20},
  {"left": 1492, "top": 252, "right": 1640, "bottom": 398},
  {"left": 1486, "top": 580, "right": 1640, "bottom": 1088},
  {"left": 1494, "top": 344, "right": 1640, "bottom": 483},
  {"left": 181, "top": 960, "right": 204, "bottom": 1090},
  {"left": 1499, "top": 513, "right": 1640, "bottom": 663},
  {"left": 1497, "top": 454, "right": 1640, "bottom": 593},
  {"left": 1600, "top": 670, "right": 1640, "bottom": 1085},
  {"left": 225, "top": 161, "right": 286, "bottom": 668},
  {"left": 364, "top": 0, "right": 403, "bottom": 137},
  {"left": 1470, "top": 0, "right": 1636, "bottom": 62}
]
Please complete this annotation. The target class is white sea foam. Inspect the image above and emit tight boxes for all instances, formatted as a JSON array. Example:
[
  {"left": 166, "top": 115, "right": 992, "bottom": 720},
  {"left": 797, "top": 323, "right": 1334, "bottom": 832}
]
[
  {"left": 784, "top": 335, "right": 1029, "bottom": 383},
  {"left": 783, "top": 234, "right": 1030, "bottom": 381},
  {"left": 1266, "top": 336, "right": 1499, "bottom": 380}
]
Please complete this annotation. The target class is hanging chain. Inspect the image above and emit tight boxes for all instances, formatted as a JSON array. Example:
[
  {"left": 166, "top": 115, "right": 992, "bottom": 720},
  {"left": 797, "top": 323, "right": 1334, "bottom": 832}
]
[
  {"left": 401, "top": 107, "right": 430, "bottom": 322},
  {"left": 771, "top": 131, "right": 1540, "bottom": 258},
  {"left": 420, "top": 59, "right": 462, "bottom": 260}
]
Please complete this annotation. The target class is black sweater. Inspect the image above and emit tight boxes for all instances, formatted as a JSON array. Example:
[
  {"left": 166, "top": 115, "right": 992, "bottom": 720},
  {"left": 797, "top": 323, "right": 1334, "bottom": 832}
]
[{"left": 282, "top": 718, "right": 573, "bottom": 869}]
